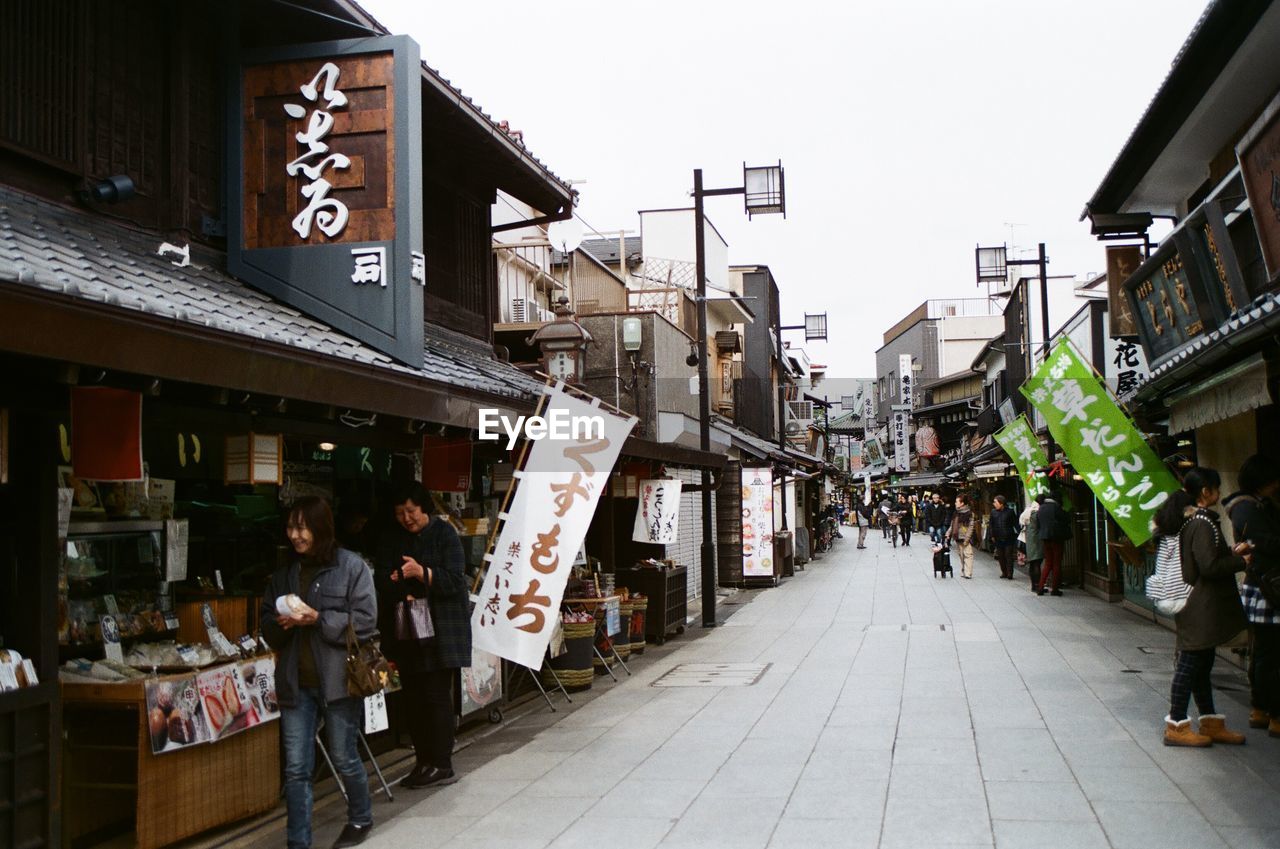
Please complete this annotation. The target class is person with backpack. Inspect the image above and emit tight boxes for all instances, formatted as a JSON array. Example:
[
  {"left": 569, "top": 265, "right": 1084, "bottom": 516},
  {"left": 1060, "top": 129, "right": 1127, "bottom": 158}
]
[
  {"left": 1159, "top": 467, "right": 1252, "bottom": 747},
  {"left": 987, "top": 495, "right": 1021, "bottom": 580},
  {"left": 1035, "top": 491, "right": 1071, "bottom": 596},
  {"left": 1223, "top": 454, "right": 1280, "bottom": 739}
]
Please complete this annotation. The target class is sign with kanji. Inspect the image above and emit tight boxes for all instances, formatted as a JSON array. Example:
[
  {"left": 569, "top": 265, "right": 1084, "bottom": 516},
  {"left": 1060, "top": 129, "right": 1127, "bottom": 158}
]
[
  {"left": 632, "top": 479, "right": 682, "bottom": 544},
  {"left": 891, "top": 405, "right": 909, "bottom": 472},
  {"left": 992, "top": 415, "right": 1051, "bottom": 502},
  {"left": 471, "top": 384, "right": 636, "bottom": 669},
  {"left": 230, "top": 36, "right": 425, "bottom": 365},
  {"left": 1020, "top": 340, "right": 1177, "bottom": 545},
  {"left": 741, "top": 467, "right": 775, "bottom": 577}
]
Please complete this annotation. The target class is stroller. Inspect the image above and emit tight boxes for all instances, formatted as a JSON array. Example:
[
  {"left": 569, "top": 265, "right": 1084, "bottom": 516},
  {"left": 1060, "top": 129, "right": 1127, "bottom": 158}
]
[{"left": 932, "top": 541, "right": 953, "bottom": 578}]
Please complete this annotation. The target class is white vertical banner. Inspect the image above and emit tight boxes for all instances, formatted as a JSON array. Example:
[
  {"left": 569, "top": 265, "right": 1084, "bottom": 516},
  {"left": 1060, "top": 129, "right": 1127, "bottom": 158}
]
[
  {"left": 898, "top": 353, "right": 914, "bottom": 408},
  {"left": 633, "top": 479, "right": 683, "bottom": 543},
  {"left": 471, "top": 384, "right": 636, "bottom": 669},
  {"left": 741, "top": 467, "right": 775, "bottom": 577},
  {"left": 891, "top": 405, "right": 909, "bottom": 472}
]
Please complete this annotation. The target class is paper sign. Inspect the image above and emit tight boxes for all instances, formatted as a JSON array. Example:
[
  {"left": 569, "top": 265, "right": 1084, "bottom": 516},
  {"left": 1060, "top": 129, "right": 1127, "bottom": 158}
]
[
  {"left": 741, "top": 466, "right": 775, "bottom": 577},
  {"left": 471, "top": 383, "right": 637, "bottom": 669},
  {"left": 144, "top": 674, "right": 210, "bottom": 754},
  {"left": 364, "top": 692, "right": 389, "bottom": 734},
  {"left": 165, "top": 519, "right": 189, "bottom": 581},
  {"left": 100, "top": 615, "right": 124, "bottom": 663},
  {"left": 1021, "top": 339, "right": 1178, "bottom": 545},
  {"left": 604, "top": 597, "right": 621, "bottom": 636},
  {"left": 632, "top": 479, "right": 683, "bottom": 544},
  {"left": 57, "top": 488, "right": 74, "bottom": 539}
]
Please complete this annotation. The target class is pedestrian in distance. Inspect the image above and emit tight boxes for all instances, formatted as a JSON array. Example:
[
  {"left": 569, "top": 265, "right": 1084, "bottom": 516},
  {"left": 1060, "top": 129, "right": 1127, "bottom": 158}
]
[
  {"left": 896, "top": 493, "right": 913, "bottom": 547},
  {"left": 1160, "top": 467, "right": 1251, "bottom": 747},
  {"left": 261, "top": 497, "right": 378, "bottom": 849},
  {"left": 925, "top": 492, "right": 949, "bottom": 545},
  {"left": 1223, "top": 454, "right": 1280, "bottom": 739},
  {"left": 987, "top": 495, "right": 1020, "bottom": 580},
  {"left": 879, "top": 494, "right": 893, "bottom": 540},
  {"left": 377, "top": 482, "right": 473, "bottom": 789},
  {"left": 947, "top": 494, "right": 978, "bottom": 579},
  {"left": 855, "top": 501, "right": 872, "bottom": 549},
  {"left": 1035, "top": 491, "right": 1072, "bottom": 596},
  {"left": 1020, "top": 494, "right": 1045, "bottom": 590}
]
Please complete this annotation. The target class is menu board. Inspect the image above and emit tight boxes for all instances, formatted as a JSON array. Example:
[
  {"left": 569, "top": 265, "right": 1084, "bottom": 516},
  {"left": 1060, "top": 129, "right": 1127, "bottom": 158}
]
[
  {"left": 143, "top": 659, "right": 278, "bottom": 755},
  {"left": 741, "top": 467, "right": 775, "bottom": 578}
]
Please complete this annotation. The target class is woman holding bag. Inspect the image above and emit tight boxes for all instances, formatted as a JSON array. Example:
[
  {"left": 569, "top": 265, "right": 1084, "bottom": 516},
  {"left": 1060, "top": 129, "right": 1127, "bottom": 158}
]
[
  {"left": 262, "top": 497, "right": 377, "bottom": 849},
  {"left": 377, "top": 483, "right": 471, "bottom": 789}
]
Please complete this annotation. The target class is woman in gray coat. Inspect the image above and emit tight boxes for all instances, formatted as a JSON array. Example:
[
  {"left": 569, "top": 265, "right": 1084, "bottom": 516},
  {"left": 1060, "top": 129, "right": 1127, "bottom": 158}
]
[{"left": 1161, "top": 468, "right": 1252, "bottom": 748}]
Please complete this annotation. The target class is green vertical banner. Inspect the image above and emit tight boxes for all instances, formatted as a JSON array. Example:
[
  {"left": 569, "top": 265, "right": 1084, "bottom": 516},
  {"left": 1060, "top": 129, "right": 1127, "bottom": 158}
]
[
  {"left": 992, "top": 415, "right": 1051, "bottom": 501},
  {"left": 1020, "top": 339, "right": 1177, "bottom": 545}
]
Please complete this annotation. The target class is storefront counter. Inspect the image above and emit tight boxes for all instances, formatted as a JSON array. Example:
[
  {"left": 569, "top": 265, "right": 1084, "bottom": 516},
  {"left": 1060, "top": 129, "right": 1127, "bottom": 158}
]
[{"left": 61, "top": 674, "right": 279, "bottom": 849}]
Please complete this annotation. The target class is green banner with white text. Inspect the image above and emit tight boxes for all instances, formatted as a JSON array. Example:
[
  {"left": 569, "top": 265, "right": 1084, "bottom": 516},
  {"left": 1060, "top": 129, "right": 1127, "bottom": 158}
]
[
  {"left": 992, "top": 415, "right": 1051, "bottom": 502},
  {"left": 1020, "top": 339, "right": 1177, "bottom": 546}
]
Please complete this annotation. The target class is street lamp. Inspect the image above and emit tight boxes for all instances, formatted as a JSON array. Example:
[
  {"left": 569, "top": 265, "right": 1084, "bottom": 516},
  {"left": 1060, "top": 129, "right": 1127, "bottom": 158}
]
[
  {"left": 527, "top": 296, "right": 593, "bottom": 384},
  {"left": 974, "top": 241, "right": 1053, "bottom": 461},
  {"left": 693, "top": 162, "right": 786, "bottom": 628}
]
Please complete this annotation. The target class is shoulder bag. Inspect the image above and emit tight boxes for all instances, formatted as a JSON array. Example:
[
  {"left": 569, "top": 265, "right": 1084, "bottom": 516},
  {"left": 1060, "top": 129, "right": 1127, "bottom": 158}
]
[{"left": 346, "top": 621, "right": 392, "bottom": 698}]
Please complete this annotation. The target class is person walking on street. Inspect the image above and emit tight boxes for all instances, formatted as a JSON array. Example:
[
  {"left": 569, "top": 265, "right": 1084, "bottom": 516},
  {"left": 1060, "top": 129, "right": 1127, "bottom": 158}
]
[
  {"left": 896, "top": 493, "right": 913, "bottom": 547},
  {"left": 988, "top": 495, "right": 1020, "bottom": 580},
  {"left": 1035, "top": 492, "right": 1071, "bottom": 596},
  {"left": 262, "top": 497, "right": 378, "bottom": 849},
  {"left": 947, "top": 494, "right": 978, "bottom": 579},
  {"left": 1020, "top": 494, "right": 1045, "bottom": 590},
  {"left": 855, "top": 501, "right": 871, "bottom": 549},
  {"left": 1160, "top": 467, "right": 1251, "bottom": 747},
  {"left": 879, "top": 494, "right": 893, "bottom": 540},
  {"left": 377, "top": 483, "right": 473, "bottom": 789},
  {"left": 1224, "top": 454, "right": 1280, "bottom": 739},
  {"left": 925, "top": 493, "right": 949, "bottom": 544}
]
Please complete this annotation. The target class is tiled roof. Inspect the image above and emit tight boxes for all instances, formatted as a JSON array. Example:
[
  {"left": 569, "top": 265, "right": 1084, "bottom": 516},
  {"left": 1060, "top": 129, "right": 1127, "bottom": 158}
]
[{"left": 0, "top": 186, "right": 541, "bottom": 403}]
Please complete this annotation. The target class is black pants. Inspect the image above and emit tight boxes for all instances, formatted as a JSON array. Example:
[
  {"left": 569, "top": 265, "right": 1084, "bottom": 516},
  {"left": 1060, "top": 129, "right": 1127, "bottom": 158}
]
[
  {"left": 1169, "top": 647, "right": 1217, "bottom": 721},
  {"left": 1250, "top": 623, "right": 1280, "bottom": 716},
  {"left": 399, "top": 665, "right": 457, "bottom": 770},
  {"left": 899, "top": 524, "right": 911, "bottom": 546}
]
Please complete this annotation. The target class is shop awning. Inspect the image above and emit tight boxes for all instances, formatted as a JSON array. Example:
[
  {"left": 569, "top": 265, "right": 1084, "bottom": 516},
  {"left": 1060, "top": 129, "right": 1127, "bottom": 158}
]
[
  {"left": 1168, "top": 354, "right": 1273, "bottom": 434},
  {"left": 621, "top": 436, "right": 726, "bottom": 471},
  {"left": 0, "top": 186, "right": 541, "bottom": 428},
  {"left": 888, "top": 472, "right": 947, "bottom": 489}
]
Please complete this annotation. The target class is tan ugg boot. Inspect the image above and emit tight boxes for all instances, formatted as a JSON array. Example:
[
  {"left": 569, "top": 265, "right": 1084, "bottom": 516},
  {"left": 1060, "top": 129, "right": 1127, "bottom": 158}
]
[
  {"left": 1164, "top": 716, "right": 1212, "bottom": 747},
  {"left": 1198, "top": 715, "right": 1246, "bottom": 745},
  {"left": 1249, "top": 708, "right": 1269, "bottom": 729}
]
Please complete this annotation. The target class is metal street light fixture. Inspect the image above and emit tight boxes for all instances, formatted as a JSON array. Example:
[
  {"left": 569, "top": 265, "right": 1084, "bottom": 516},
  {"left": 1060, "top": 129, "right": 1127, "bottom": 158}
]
[{"left": 693, "top": 163, "right": 786, "bottom": 628}]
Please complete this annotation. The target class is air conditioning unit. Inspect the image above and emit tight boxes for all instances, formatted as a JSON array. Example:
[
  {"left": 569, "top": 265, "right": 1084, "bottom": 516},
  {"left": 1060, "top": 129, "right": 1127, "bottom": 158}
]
[{"left": 510, "top": 298, "right": 527, "bottom": 323}]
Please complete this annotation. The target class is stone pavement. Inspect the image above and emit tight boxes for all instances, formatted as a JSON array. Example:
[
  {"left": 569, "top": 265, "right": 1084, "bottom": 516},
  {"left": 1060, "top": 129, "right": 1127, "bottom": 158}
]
[{"left": 336, "top": 534, "right": 1276, "bottom": 849}]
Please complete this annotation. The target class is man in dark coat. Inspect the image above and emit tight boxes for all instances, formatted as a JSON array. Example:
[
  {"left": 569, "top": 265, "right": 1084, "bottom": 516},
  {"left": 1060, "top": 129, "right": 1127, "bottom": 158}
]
[
  {"left": 987, "top": 495, "right": 1021, "bottom": 580},
  {"left": 376, "top": 482, "right": 471, "bottom": 788}
]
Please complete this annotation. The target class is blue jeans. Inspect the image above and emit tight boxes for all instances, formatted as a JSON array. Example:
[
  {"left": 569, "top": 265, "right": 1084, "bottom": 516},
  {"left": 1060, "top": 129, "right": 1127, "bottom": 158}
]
[
  {"left": 282, "top": 689, "right": 372, "bottom": 849},
  {"left": 928, "top": 525, "right": 945, "bottom": 544}
]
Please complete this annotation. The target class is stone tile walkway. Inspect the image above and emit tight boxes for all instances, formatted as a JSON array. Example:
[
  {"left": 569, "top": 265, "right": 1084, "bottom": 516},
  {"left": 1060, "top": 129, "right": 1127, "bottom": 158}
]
[{"left": 303, "top": 534, "right": 1280, "bottom": 848}]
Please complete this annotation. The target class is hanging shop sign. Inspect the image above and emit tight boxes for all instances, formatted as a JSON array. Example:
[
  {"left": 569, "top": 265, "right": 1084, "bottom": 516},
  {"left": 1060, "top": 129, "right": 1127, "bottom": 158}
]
[
  {"left": 1237, "top": 91, "right": 1280, "bottom": 282},
  {"left": 862, "top": 436, "right": 885, "bottom": 468},
  {"left": 1106, "top": 337, "right": 1149, "bottom": 399},
  {"left": 992, "top": 415, "right": 1050, "bottom": 501},
  {"left": 898, "top": 354, "right": 914, "bottom": 408},
  {"left": 632, "top": 479, "right": 682, "bottom": 544},
  {"left": 1184, "top": 202, "right": 1250, "bottom": 320},
  {"left": 229, "top": 36, "right": 425, "bottom": 365},
  {"left": 891, "top": 405, "right": 909, "bottom": 472},
  {"left": 741, "top": 466, "right": 774, "bottom": 577},
  {"left": 70, "top": 388, "right": 144, "bottom": 482},
  {"left": 1105, "top": 245, "right": 1144, "bottom": 338},
  {"left": 422, "top": 435, "right": 473, "bottom": 493},
  {"left": 1122, "top": 233, "right": 1210, "bottom": 365},
  {"left": 914, "top": 422, "right": 939, "bottom": 457},
  {"left": 1021, "top": 339, "right": 1178, "bottom": 545},
  {"left": 471, "top": 385, "right": 636, "bottom": 669}
]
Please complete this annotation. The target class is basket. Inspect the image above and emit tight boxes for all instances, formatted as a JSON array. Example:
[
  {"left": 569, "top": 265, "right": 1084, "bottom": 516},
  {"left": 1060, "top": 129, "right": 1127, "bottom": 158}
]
[
  {"left": 625, "top": 598, "right": 647, "bottom": 655},
  {"left": 543, "top": 620, "right": 594, "bottom": 691}
]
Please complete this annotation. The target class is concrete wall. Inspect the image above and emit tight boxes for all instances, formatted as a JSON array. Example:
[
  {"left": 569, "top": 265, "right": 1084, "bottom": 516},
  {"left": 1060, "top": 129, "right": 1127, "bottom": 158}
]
[
  {"left": 875, "top": 320, "right": 936, "bottom": 426},
  {"left": 936, "top": 315, "right": 1005, "bottom": 376}
]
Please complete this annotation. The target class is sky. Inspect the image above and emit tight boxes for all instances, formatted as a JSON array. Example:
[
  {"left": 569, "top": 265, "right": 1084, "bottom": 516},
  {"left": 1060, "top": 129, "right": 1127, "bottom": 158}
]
[{"left": 367, "top": 0, "right": 1210, "bottom": 379}]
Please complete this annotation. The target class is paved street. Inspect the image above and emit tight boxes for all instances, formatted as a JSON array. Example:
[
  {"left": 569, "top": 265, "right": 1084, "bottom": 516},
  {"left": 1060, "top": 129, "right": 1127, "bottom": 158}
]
[{"left": 323, "top": 534, "right": 1273, "bottom": 849}]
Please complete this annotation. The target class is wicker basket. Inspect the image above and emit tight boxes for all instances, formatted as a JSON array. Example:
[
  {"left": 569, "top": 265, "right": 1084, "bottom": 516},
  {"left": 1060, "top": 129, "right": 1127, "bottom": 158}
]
[
  {"left": 543, "top": 620, "right": 594, "bottom": 691},
  {"left": 628, "top": 597, "right": 647, "bottom": 655}
]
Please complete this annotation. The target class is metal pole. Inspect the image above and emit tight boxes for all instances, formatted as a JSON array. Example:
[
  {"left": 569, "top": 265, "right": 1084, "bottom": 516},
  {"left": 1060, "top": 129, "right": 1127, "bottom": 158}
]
[
  {"left": 1037, "top": 242, "right": 1056, "bottom": 463},
  {"left": 777, "top": 313, "right": 789, "bottom": 533},
  {"left": 694, "top": 169, "right": 716, "bottom": 629}
]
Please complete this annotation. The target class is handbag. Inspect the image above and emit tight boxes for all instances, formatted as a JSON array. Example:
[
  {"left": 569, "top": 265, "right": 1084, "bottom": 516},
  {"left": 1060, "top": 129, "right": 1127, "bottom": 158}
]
[
  {"left": 394, "top": 597, "right": 436, "bottom": 641},
  {"left": 1146, "top": 535, "right": 1190, "bottom": 615},
  {"left": 345, "top": 621, "right": 392, "bottom": 698}
]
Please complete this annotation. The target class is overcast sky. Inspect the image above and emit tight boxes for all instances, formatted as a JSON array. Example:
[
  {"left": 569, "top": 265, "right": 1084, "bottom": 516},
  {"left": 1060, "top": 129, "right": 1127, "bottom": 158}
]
[{"left": 368, "top": 0, "right": 1209, "bottom": 378}]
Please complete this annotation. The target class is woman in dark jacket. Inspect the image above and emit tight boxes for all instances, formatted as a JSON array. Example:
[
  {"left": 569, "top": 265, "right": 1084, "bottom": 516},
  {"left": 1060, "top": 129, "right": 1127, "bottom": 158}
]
[
  {"left": 1161, "top": 467, "right": 1251, "bottom": 747},
  {"left": 261, "top": 497, "right": 377, "bottom": 849},
  {"left": 987, "top": 495, "right": 1020, "bottom": 580},
  {"left": 1224, "top": 454, "right": 1280, "bottom": 738},
  {"left": 376, "top": 483, "right": 471, "bottom": 789}
]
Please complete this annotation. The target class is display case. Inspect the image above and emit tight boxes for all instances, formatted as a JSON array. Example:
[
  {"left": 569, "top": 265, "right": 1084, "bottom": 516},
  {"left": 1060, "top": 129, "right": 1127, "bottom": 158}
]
[{"left": 61, "top": 520, "right": 175, "bottom": 653}]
